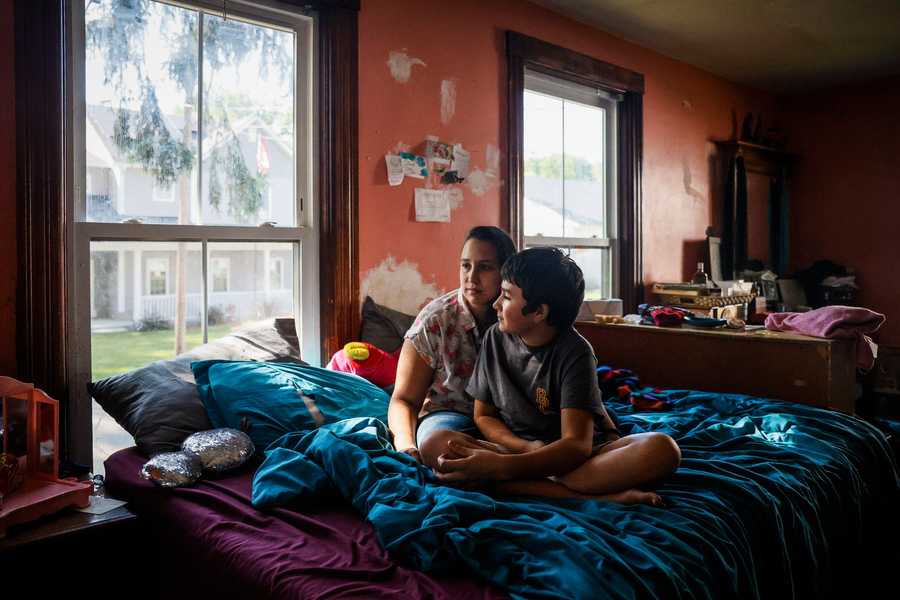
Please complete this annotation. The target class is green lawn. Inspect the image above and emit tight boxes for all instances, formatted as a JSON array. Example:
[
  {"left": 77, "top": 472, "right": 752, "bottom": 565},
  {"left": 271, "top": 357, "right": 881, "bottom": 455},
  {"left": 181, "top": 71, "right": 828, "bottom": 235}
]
[{"left": 91, "top": 323, "right": 235, "bottom": 379}]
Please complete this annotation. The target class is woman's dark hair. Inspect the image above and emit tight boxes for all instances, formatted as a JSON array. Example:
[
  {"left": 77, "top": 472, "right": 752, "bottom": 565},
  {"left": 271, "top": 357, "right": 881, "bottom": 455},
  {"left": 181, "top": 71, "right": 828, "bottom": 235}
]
[
  {"left": 501, "top": 247, "right": 585, "bottom": 329},
  {"left": 463, "top": 226, "right": 517, "bottom": 270}
]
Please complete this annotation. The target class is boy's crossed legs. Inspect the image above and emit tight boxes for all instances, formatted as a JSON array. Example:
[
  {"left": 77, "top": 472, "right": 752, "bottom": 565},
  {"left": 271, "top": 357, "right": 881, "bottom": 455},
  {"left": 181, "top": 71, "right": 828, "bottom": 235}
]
[{"left": 421, "top": 428, "right": 679, "bottom": 506}]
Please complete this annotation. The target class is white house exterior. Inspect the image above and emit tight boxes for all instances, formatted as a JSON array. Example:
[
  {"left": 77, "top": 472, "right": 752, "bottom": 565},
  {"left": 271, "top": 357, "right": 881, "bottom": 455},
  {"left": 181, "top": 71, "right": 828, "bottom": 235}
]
[{"left": 86, "top": 105, "right": 295, "bottom": 326}]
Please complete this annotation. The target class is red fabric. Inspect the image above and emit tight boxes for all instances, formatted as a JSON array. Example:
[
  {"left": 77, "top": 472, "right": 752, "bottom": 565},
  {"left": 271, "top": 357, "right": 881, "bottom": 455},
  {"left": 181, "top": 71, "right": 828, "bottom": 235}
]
[
  {"left": 650, "top": 307, "right": 688, "bottom": 326},
  {"left": 765, "top": 305, "right": 886, "bottom": 369},
  {"left": 327, "top": 342, "right": 399, "bottom": 388}
]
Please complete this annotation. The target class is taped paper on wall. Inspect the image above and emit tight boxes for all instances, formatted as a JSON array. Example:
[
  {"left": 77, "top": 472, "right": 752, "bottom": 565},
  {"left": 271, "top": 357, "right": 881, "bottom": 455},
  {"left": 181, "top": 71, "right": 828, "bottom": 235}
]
[
  {"left": 451, "top": 144, "right": 470, "bottom": 179},
  {"left": 400, "top": 152, "right": 428, "bottom": 178},
  {"left": 385, "top": 154, "right": 404, "bottom": 186},
  {"left": 425, "top": 138, "right": 454, "bottom": 176},
  {"left": 415, "top": 188, "right": 450, "bottom": 222}
]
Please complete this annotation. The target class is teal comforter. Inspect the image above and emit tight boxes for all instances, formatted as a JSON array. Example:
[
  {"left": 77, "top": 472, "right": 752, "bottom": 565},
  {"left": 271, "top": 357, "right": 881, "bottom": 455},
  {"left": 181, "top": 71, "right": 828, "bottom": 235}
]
[{"left": 197, "top": 362, "right": 900, "bottom": 599}]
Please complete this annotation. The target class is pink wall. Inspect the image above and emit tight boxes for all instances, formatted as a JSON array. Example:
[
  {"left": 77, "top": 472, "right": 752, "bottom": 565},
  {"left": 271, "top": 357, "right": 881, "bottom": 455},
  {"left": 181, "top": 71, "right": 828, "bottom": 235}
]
[
  {"left": 3, "top": 0, "right": 830, "bottom": 367},
  {"left": 779, "top": 76, "right": 900, "bottom": 346},
  {"left": 0, "top": 1, "right": 16, "bottom": 375},
  {"left": 358, "top": 0, "right": 774, "bottom": 314}
]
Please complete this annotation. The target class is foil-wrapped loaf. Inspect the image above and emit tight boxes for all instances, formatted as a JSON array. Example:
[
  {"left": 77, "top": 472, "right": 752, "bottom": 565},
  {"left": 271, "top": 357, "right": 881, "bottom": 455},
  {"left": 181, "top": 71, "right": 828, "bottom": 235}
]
[
  {"left": 181, "top": 428, "right": 255, "bottom": 473},
  {"left": 141, "top": 452, "right": 201, "bottom": 488}
]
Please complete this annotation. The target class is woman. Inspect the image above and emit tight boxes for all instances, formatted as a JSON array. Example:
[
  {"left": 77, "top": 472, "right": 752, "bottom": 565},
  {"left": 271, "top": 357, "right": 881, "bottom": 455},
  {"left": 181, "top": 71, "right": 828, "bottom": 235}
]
[{"left": 388, "top": 226, "right": 516, "bottom": 468}]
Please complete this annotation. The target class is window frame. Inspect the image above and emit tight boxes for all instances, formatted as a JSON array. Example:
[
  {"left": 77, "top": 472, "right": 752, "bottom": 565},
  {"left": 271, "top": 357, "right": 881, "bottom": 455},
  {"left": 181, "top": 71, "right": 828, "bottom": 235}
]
[
  {"left": 507, "top": 31, "right": 644, "bottom": 311},
  {"left": 522, "top": 69, "right": 620, "bottom": 298},
  {"left": 71, "top": 0, "right": 318, "bottom": 465},
  {"left": 15, "top": 0, "right": 360, "bottom": 467}
]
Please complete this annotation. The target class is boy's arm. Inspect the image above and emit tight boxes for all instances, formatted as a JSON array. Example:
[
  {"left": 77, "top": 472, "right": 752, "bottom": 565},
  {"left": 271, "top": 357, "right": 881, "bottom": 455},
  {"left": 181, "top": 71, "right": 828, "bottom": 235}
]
[
  {"left": 474, "top": 399, "right": 544, "bottom": 453},
  {"left": 437, "top": 407, "right": 594, "bottom": 482}
]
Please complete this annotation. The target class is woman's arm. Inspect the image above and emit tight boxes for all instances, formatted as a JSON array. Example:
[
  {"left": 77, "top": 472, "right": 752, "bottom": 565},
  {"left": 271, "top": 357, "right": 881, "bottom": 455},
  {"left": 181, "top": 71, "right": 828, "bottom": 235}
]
[
  {"left": 387, "top": 339, "right": 435, "bottom": 458},
  {"left": 474, "top": 399, "right": 544, "bottom": 453}
]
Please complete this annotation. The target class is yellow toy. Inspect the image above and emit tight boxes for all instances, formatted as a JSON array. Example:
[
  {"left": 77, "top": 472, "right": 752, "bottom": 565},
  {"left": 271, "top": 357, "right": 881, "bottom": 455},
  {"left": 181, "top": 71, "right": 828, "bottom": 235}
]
[{"left": 343, "top": 342, "right": 370, "bottom": 362}]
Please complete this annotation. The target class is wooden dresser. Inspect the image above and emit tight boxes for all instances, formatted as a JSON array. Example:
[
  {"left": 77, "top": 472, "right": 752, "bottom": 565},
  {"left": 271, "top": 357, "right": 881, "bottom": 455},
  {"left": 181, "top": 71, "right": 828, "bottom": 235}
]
[{"left": 575, "top": 321, "right": 857, "bottom": 412}]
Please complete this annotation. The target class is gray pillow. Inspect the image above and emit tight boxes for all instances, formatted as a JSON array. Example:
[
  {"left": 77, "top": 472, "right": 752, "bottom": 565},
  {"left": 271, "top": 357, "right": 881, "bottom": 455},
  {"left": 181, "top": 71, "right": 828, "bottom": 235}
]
[
  {"left": 359, "top": 296, "right": 416, "bottom": 353},
  {"left": 88, "top": 317, "right": 305, "bottom": 457}
]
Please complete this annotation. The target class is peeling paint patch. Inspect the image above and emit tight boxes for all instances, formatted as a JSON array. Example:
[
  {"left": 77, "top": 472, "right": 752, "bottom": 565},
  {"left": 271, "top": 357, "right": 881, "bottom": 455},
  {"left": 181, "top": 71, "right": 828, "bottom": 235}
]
[
  {"left": 465, "top": 144, "right": 501, "bottom": 197},
  {"left": 440, "top": 79, "right": 457, "bottom": 125},
  {"left": 466, "top": 169, "right": 493, "bottom": 197},
  {"left": 387, "top": 49, "right": 426, "bottom": 83},
  {"left": 360, "top": 256, "right": 443, "bottom": 316},
  {"left": 485, "top": 144, "right": 500, "bottom": 175},
  {"left": 447, "top": 187, "right": 464, "bottom": 209},
  {"left": 681, "top": 156, "right": 705, "bottom": 206}
]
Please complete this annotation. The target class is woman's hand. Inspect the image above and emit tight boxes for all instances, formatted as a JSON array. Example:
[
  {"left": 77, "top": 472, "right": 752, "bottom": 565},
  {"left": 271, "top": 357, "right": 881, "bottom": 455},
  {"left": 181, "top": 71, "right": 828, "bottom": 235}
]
[{"left": 397, "top": 446, "right": 422, "bottom": 462}]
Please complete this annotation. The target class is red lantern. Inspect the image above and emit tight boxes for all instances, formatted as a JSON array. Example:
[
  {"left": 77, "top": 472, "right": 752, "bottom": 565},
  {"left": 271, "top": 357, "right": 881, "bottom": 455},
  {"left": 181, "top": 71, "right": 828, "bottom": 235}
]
[{"left": 0, "top": 377, "right": 92, "bottom": 537}]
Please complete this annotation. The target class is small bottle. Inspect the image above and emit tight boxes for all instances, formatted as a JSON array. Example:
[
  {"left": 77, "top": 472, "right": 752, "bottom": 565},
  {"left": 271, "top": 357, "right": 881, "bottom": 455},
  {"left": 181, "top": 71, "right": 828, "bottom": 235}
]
[{"left": 691, "top": 262, "right": 710, "bottom": 287}]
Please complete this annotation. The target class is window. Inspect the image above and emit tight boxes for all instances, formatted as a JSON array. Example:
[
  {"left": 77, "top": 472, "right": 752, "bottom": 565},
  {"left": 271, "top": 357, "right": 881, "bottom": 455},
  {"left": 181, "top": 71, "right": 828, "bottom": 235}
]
[
  {"left": 146, "top": 257, "right": 170, "bottom": 295},
  {"left": 74, "top": 0, "right": 318, "bottom": 473},
  {"left": 210, "top": 257, "right": 231, "bottom": 293},
  {"left": 523, "top": 70, "right": 619, "bottom": 299},
  {"left": 152, "top": 180, "right": 174, "bottom": 203},
  {"left": 19, "top": 1, "right": 355, "bottom": 474},
  {"left": 270, "top": 256, "right": 285, "bottom": 289},
  {"left": 507, "top": 32, "right": 644, "bottom": 311}
]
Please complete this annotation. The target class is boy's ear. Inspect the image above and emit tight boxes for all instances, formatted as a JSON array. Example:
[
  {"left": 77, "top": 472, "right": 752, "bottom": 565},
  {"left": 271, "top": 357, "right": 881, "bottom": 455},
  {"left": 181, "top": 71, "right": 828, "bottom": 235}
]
[{"left": 532, "top": 303, "right": 550, "bottom": 324}]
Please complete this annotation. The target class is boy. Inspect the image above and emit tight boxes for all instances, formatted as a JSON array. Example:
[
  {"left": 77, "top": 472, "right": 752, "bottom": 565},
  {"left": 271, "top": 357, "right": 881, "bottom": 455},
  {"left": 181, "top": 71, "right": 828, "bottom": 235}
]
[{"left": 433, "top": 247, "right": 680, "bottom": 505}]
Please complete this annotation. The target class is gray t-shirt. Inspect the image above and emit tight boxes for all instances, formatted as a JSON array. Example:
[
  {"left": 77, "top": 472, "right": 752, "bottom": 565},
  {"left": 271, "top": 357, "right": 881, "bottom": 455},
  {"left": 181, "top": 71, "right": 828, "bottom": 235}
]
[{"left": 466, "top": 325, "right": 618, "bottom": 445}]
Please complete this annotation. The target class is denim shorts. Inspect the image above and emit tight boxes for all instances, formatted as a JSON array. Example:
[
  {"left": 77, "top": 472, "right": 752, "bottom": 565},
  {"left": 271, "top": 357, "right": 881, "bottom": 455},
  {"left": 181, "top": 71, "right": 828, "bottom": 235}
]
[{"left": 416, "top": 410, "right": 480, "bottom": 447}]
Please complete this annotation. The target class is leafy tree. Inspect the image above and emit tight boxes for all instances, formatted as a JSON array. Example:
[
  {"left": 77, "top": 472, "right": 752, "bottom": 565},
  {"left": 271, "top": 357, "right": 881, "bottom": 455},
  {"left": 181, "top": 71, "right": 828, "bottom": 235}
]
[{"left": 524, "top": 154, "right": 601, "bottom": 181}]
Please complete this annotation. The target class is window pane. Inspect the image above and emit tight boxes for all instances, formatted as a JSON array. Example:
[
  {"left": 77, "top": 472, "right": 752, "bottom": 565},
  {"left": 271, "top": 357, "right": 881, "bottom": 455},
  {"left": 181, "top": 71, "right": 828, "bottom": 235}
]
[
  {"left": 85, "top": 0, "right": 199, "bottom": 224},
  {"left": 90, "top": 240, "right": 203, "bottom": 474},
  {"left": 202, "top": 15, "right": 296, "bottom": 226},
  {"left": 567, "top": 247, "right": 610, "bottom": 300},
  {"left": 211, "top": 257, "right": 231, "bottom": 292},
  {"left": 206, "top": 242, "right": 295, "bottom": 338},
  {"left": 563, "top": 101, "right": 606, "bottom": 238},
  {"left": 523, "top": 90, "right": 564, "bottom": 237}
]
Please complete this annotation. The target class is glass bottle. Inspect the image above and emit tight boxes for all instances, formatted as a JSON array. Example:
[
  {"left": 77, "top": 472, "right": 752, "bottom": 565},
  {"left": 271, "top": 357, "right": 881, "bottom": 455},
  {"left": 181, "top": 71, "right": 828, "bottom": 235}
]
[{"left": 691, "top": 262, "right": 710, "bottom": 287}]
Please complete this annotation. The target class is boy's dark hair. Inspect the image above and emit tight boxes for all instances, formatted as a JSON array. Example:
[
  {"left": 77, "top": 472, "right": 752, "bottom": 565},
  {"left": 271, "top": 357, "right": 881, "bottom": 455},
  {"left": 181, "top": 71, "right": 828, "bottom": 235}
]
[
  {"left": 464, "top": 226, "right": 517, "bottom": 269},
  {"left": 501, "top": 247, "right": 585, "bottom": 329}
]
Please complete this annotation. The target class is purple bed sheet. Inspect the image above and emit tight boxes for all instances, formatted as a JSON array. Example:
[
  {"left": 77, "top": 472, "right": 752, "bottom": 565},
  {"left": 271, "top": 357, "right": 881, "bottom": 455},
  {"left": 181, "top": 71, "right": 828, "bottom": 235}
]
[{"left": 105, "top": 447, "right": 505, "bottom": 599}]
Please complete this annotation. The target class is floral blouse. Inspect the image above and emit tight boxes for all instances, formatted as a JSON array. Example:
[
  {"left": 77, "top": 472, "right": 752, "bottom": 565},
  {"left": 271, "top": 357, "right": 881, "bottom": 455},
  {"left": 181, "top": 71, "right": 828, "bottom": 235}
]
[{"left": 405, "top": 288, "right": 486, "bottom": 418}]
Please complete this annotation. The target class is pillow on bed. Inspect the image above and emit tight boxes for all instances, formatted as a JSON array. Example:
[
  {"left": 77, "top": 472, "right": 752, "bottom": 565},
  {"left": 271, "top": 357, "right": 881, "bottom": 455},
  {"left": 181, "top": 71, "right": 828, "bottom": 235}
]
[
  {"left": 193, "top": 359, "right": 391, "bottom": 452},
  {"left": 359, "top": 296, "right": 415, "bottom": 353},
  {"left": 88, "top": 318, "right": 305, "bottom": 457}
]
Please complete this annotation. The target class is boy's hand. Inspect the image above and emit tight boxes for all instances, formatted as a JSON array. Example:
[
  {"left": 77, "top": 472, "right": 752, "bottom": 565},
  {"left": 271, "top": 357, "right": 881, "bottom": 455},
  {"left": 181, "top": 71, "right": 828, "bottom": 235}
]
[
  {"left": 521, "top": 440, "right": 545, "bottom": 453},
  {"left": 434, "top": 439, "right": 508, "bottom": 482}
]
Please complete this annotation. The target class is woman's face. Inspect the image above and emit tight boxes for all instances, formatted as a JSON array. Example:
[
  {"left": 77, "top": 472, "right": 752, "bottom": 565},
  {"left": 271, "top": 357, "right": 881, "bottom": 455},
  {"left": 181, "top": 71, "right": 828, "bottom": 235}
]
[{"left": 459, "top": 238, "right": 502, "bottom": 311}]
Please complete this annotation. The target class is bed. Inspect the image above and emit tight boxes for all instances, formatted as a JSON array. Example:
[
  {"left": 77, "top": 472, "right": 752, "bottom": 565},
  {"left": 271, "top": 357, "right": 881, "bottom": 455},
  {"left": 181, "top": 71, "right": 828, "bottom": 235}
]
[{"left": 103, "top": 360, "right": 900, "bottom": 600}]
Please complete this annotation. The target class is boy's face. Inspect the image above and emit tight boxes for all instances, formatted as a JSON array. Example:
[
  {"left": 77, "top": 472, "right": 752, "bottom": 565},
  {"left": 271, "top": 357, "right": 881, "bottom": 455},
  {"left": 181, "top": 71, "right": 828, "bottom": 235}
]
[{"left": 493, "top": 280, "right": 539, "bottom": 335}]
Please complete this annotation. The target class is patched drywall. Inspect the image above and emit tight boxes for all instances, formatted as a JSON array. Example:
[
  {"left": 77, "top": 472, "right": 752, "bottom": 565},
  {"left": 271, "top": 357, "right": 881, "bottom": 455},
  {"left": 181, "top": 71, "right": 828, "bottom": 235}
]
[
  {"left": 360, "top": 256, "right": 444, "bottom": 316},
  {"left": 387, "top": 49, "right": 426, "bottom": 83},
  {"left": 465, "top": 143, "right": 500, "bottom": 197}
]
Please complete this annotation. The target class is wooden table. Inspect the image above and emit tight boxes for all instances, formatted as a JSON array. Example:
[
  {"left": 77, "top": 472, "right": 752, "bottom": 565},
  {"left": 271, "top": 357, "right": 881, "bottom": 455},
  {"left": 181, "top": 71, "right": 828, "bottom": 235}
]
[{"left": 575, "top": 321, "right": 857, "bottom": 412}]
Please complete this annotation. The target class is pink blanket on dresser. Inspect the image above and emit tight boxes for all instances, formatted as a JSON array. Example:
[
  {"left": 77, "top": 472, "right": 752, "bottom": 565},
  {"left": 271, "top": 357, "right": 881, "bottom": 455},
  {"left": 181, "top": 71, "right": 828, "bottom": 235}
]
[{"left": 765, "top": 305, "right": 886, "bottom": 369}]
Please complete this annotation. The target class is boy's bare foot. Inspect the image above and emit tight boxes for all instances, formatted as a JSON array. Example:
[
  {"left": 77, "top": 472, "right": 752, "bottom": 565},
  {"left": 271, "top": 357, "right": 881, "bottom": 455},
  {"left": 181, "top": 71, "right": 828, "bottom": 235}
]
[{"left": 595, "top": 488, "right": 665, "bottom": 507}]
